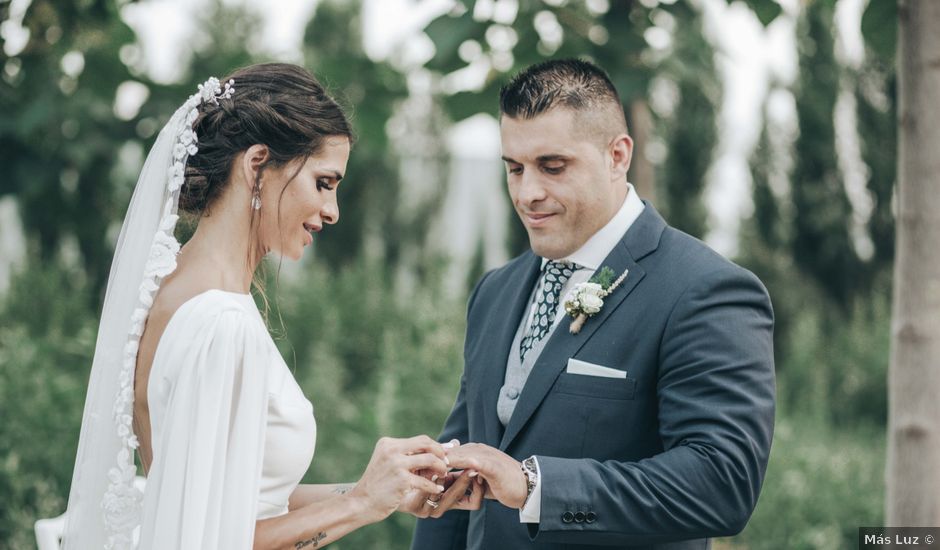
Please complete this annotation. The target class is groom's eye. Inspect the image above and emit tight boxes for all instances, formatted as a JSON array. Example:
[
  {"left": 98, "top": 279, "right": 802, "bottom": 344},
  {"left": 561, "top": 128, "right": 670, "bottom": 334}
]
[
  {"left": 542, "top": 164, "right": 564, "bottom": 175},
  {"left": 506, "top": 164, "right": 523, "bottom": 175}
]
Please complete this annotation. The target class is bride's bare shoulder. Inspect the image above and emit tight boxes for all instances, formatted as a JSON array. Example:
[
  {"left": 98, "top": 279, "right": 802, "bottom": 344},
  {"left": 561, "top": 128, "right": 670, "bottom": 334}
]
[
  {"left": 151, "top": 280, "right": 253, "bottom": 330},
  {"left": 148, "top": 278, "right": 212, "bottom": 326}
]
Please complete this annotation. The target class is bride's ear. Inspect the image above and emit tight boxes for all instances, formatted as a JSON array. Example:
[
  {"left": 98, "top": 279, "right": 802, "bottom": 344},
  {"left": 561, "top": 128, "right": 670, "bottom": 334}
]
[{"left": 239, "top": 144, "right": 270, "bottom": 192}]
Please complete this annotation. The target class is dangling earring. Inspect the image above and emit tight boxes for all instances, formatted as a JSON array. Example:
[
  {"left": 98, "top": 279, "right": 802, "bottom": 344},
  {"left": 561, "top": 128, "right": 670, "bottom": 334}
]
[{"left": 251, "top": 181, "right": 261, "bottom": 210}]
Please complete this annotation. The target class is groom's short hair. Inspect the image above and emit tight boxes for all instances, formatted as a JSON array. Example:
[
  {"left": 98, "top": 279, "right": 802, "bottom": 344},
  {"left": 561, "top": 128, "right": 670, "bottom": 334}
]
[{"left": 498, "top": 58, "right": 628, "bottom": 142}]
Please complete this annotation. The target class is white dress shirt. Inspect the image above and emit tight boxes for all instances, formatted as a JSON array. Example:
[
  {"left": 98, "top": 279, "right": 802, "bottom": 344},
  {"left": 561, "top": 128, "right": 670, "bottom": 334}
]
[{"left": 519, "top": 182, "right": 645, "bottom": 523}]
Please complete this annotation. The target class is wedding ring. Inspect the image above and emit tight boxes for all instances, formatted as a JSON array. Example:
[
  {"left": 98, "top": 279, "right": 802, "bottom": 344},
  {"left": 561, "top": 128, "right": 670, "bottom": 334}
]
[{"left": 425, "top": 498, "right": 441, "bottom": 509}]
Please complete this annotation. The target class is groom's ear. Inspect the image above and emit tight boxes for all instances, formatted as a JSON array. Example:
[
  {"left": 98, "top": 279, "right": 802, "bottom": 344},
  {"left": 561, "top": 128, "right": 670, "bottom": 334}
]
[
  {"left": 240, "top": 144, "right": 270, "bottom": 190},
  {"left": 607, "top": 133, "right": 633, "bottom": 182}
]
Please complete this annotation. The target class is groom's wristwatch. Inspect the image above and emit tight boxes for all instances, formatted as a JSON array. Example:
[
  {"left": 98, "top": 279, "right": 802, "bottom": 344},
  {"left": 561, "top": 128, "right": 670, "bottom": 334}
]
[{"left": 520, "top": 456, "right": 539, "bottom": 508}]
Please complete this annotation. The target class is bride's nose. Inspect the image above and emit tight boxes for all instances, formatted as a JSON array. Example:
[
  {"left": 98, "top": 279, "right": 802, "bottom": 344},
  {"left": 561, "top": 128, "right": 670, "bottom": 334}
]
[{"left": 321, "top": 197, "right": 339, "bottom": 225}]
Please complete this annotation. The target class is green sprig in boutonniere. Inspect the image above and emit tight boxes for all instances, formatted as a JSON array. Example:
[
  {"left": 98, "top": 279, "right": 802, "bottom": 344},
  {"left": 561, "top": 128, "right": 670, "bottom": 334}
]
[{"left": 563, "top": 266, "right": 629, "bottom": 334}]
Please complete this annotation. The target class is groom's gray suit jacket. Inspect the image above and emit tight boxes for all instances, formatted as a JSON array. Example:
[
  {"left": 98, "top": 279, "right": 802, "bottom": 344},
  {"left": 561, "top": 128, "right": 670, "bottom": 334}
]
[{"left": 412, "top": 203, "right": 775, "bottom": 549}]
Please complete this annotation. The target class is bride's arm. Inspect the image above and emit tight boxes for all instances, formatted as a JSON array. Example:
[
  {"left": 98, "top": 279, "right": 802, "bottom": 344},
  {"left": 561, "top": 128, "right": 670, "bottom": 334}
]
[
  {"left": 287, "top": 483, "right": 354, "bottom": 509},
  {"left": 254, "top": 492, "right": 374, "bottom": 550},
  {"left": 253, "top": 436, "right": 449, "bottom": 550}
]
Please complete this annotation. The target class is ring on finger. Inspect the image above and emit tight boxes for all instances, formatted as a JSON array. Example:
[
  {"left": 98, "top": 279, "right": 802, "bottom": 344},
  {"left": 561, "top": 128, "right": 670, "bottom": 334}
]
[{"left": 425, "top": 498, "right": 441, "bottom": 509}]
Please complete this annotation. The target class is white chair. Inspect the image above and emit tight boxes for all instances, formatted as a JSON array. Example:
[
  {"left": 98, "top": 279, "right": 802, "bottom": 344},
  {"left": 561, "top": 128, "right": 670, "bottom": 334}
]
[{"left": 35, "top": 476, "right": 146, "bottom": 550}]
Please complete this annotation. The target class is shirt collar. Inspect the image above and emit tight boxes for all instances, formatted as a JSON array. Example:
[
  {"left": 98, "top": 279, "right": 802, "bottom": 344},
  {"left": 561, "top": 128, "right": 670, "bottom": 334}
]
[{"left": 540, "top": 182, "right": 645, "bottom": 271}]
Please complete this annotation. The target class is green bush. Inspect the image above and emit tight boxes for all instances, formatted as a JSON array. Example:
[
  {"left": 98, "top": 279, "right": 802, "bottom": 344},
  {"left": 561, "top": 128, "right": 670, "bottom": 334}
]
[
  {"left": 0, "top": 258, "right": 890, "bottom": 549},
  {"left": 269, "top": 259, "right": 467, "bottom": 548},
  {"left": 723, "top": 416, "right": 885, "bottom": 550},
  {"left": 742, "top": 243, "right": 891, "bottom": 430},
  {"left": 0, "top": 264, "right": 96, "bottom": 549},
  {"left": 775, "top": 297, "right": 890, "bottom": 428}
]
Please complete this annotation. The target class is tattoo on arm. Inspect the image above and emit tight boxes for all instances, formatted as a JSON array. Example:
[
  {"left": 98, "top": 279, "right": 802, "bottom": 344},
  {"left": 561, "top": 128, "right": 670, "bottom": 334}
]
[
  {"left": 295, "top": 532, "right": 327, "bottom": 549},
  {"left": 331, "top": 484, "right": 353, "bottom": 495}
]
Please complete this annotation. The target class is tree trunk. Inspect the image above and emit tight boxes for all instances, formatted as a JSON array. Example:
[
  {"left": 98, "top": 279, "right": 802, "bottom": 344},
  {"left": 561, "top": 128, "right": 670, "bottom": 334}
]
[
  {"left": 628, "top": 98, "right": 656, "bottom": 203},
  {"left": 886, "top": 0, "right": 940, "bottom": 526}
]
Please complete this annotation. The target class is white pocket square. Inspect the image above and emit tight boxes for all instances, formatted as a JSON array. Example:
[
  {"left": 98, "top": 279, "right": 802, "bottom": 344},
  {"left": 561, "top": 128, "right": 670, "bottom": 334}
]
[{"left": 566, "top": 358, "right": 627, "bottom": 379}]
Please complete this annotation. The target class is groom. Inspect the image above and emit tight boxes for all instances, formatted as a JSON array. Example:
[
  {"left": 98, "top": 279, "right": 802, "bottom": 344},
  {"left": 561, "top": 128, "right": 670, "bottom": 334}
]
[{"left": 411, "top": 59, "right": 775, "bottom": 549}]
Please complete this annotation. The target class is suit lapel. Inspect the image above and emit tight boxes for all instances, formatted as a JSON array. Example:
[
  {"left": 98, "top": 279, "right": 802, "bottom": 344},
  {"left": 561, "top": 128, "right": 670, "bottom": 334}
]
[
  {"left": 479, "top": 253, "right": 541, "bottom": 446},
  {"left": 498, "top": 203, "right": 667, "bottom": 451}
]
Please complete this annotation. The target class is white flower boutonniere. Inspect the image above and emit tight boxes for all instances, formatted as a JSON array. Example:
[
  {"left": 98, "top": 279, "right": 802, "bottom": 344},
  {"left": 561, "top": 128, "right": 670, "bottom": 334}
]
[{"left": 563, "top": 266, "right": 629, "bottom": 334}]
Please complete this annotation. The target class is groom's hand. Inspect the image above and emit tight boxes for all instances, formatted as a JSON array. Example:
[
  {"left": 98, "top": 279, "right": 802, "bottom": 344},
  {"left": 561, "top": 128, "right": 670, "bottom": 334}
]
[
  {"left": 398, "top": 439, "right": 485, "bottom": 518},
  {"left": 444, "top": 443, "right": 528, "bottom": 509},
  {"left": 398, "top": 470, "right": 483, "bottom": 518}
]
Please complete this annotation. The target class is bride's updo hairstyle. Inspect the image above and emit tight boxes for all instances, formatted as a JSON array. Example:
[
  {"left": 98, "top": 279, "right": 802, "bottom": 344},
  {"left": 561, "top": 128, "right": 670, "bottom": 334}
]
[{"left": 180, "top": 62, "right": 353, "bottom": 215}]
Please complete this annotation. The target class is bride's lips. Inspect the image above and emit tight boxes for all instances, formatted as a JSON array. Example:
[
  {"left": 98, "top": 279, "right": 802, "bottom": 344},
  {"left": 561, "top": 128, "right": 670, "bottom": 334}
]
[
  {"left": 524, "top": 212, "right": 557, "bottom": 228},
  {"left": 302, "top": 223, "right": 321, "bottom": 246}
]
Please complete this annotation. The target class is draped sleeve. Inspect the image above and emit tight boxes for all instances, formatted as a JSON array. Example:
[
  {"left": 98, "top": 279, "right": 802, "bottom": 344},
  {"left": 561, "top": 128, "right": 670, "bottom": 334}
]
[{"left": 138, "top": 295, "right": 271, "bottom": 550}]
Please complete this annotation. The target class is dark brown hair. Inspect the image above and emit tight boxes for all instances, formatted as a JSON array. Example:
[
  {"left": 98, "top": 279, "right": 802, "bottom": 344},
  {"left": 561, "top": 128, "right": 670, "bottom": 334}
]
[
  {"left": 498, "top": 58, "right": 627, "bottom": 139},
  {"left": 181, "top": 62, "right": 353, "bottom": 214},
  {"left": 178, "top": 63, "right": 352, "bottom": 321}
]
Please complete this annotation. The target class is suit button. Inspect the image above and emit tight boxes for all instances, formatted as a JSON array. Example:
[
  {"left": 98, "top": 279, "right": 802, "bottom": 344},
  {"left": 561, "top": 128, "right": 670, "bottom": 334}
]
[
  {"left": 585, "top": 511, "right": 597, "bottom": 523},
  {"left": 574, "top": 511, "right": 586, "bottom": 523},
  {"left": 562, "top": 511, "right": 575, "bottom": 523},
  {"left": 507, "top": 388, "right": 519, "bottom": 399}
]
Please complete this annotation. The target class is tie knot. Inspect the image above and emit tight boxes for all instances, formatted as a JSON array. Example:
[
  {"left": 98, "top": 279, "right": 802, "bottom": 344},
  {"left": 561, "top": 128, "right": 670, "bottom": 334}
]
[{"left": 544, "top": 260, "right": 577, "bottom": 283}]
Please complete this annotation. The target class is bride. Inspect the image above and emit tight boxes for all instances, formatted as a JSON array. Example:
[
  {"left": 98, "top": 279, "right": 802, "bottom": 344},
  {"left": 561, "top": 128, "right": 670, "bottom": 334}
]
[{"left": 62, "top": 63, "right": 478, "bottom": 549}]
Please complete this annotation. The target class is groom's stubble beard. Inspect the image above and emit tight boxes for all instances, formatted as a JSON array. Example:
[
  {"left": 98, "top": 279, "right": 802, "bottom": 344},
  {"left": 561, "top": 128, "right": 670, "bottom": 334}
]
[
  {"left": 502, "top": 113, "right": 624, "bottom": 260},
  {"left": 519, "top": 189, "right": 617, "bottom": 260}
]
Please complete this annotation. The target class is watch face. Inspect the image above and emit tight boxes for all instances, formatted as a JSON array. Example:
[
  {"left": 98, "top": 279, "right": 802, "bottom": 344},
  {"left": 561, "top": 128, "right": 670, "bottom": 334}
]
[{"left": 522, "top": 458, "right": 538, "bottom": 489}]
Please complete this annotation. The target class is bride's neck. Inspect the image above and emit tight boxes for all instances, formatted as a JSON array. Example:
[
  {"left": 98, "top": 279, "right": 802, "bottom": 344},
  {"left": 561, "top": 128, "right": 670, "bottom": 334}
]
[{"left": 177, "top": 201, "right": 262, "bottom": 293}]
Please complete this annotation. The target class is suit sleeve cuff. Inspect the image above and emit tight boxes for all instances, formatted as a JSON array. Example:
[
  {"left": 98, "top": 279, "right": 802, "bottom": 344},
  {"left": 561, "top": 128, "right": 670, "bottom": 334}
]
[{"left": 518, "top": 456, "right": 541, "bottom": 523}]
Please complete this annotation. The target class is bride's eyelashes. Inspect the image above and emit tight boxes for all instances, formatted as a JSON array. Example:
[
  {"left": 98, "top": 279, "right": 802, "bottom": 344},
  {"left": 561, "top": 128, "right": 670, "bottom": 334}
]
[{"left": 316, "top": 178, "right": 334, "bottom": 191}]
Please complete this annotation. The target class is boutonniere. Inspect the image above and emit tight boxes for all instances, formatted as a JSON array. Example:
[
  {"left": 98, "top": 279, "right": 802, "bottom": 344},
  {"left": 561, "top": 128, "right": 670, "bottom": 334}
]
[{"left": 563, "top": 266, "right": 629, "bottom": 334}]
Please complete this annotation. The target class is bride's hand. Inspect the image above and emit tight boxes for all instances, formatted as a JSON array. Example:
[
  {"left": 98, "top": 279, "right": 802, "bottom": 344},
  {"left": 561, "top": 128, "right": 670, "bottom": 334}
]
[
  {"left": 397, "top": 469, "right": 485, "bottom": 518},
  {"left": 348, "top": 435, "right": 449, "bottom": 523}
]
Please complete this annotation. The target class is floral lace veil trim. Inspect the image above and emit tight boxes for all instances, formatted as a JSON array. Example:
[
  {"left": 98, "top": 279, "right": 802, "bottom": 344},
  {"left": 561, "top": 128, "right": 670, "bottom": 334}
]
[{"left": 100, "top": 77, "right": 235, "bottom": 550}]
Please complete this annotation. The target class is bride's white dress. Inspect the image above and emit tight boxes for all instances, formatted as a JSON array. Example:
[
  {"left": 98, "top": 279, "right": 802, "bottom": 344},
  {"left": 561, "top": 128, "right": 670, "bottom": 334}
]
[{"left": 137, "top": 289, "right": 316, "bottom": 549}]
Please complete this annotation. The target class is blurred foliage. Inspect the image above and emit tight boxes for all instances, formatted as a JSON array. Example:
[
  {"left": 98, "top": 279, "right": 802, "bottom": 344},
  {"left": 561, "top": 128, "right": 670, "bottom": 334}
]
[
  {"left": 723, "top": 415, "right": 885, "bottom": 550},
  {"left": 855, "top": 16, "right": 897, "bottom": 282},
  {"left": 655, "top": 2, "right": 718, "bottom": 239},
  {"left": 0, "top": 0, "right": 904, "bottom": 548},
  {"left": 739, "top": 221, "right": 892, "bottom": 429},
  {"left": 730, "top": 0, "right": 783, "bottom": 27},
  {"left": 745, "top": 0, "right": 896, "bottom": 326},
  {"left": 270, "top": 260, "right": 467, "bottom": 548},
  {"left": 860, "top": 0, "right": 897, "bottom": 64},
  {"left": 743, "top": 17, "right": 895, "bottom": 436},
  {"left": 0, "top": 0, "right": 142, "bottom": 299},
  {"left": 423, "top": 1, "right": 653, "bottom": 119},
  {"left": 300, "top": 0, "right": 420, "bottom": 268},
  {"left": 790, "top": 0, "right": 861, "bottom": 310},
  {"left": 421, "top": 0, "right": 784, "bottom": 120},
  {"left": 0, "top": 264, "right": 94, "bottom": 548},
  {"left": 0, "top": 0, "right": 432, "bottom": 297},
  {"left": 0, "top": 257, "right": 890, "bottom": 549}
]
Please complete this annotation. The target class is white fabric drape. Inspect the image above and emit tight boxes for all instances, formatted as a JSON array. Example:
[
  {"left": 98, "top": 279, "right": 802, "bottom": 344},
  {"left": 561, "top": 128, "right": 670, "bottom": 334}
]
[
  {"left": 139, "top": 292, "right": 270, "bottom": 549},
  {"left": 62, "top": 106, "right": 187, "bottom": 549}
]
